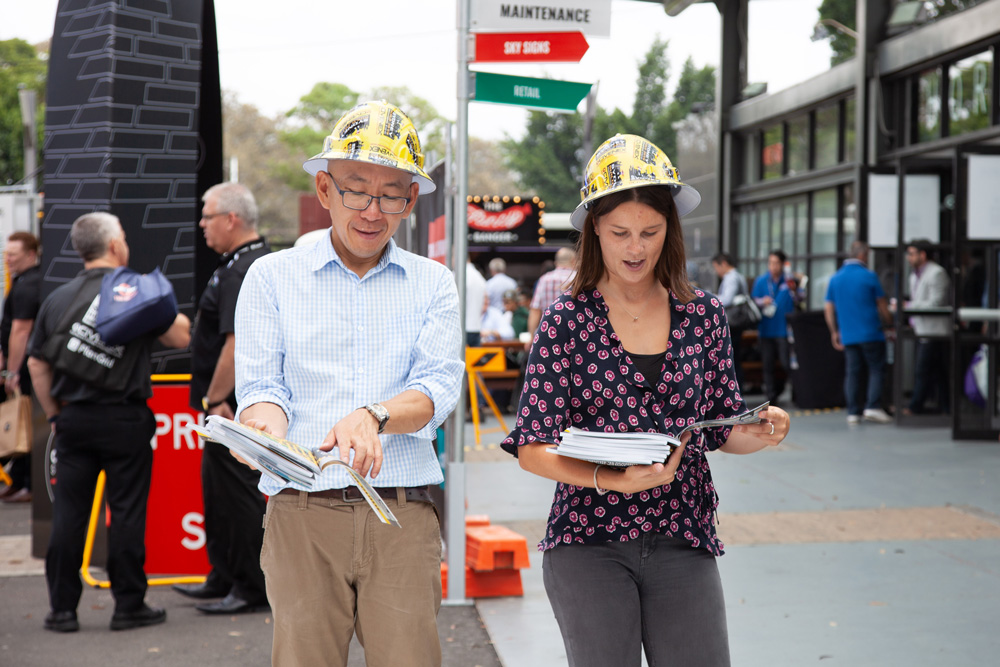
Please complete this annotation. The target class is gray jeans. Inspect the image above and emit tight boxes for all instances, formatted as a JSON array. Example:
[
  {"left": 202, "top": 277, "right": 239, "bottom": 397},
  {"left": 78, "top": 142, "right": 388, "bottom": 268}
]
[{"left": 543, "top": 534, "right": 731, "bottom": 667}]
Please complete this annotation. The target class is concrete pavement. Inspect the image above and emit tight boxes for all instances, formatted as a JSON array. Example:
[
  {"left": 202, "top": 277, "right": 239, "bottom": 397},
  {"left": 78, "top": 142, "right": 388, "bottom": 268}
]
[
  {"left": 466, "top": 400, "right": 1000, "bottom": 666},
  {"left": 3, "top": 399, "right": 999, "bottom": 666}
]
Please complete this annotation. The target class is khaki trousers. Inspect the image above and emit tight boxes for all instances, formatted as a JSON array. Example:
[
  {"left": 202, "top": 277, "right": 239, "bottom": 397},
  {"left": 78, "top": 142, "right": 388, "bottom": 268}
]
[{"left": 262, "top": 490, "right": 442, "bottom": 667}]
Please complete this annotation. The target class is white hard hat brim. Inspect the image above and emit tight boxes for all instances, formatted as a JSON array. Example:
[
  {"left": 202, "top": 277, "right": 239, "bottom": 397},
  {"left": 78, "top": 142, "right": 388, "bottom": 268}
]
[{"left": 569, "top": 182, "right": 701, "bottom": 230}]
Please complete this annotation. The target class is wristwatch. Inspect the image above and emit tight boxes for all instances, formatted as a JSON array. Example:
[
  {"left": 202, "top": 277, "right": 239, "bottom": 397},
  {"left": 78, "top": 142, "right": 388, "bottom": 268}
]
[
  {"left": 202, "top": 396, "right": 226, "bottom": 412},
  {"left": 363, "top": 402, "right": 390, "bottom": 433}
]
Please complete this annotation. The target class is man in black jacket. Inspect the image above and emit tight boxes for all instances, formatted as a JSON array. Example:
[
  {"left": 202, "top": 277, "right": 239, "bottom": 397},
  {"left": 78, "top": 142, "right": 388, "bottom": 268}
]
[{"left": 172, "top": 183, "right": 271, "bottom": 614}]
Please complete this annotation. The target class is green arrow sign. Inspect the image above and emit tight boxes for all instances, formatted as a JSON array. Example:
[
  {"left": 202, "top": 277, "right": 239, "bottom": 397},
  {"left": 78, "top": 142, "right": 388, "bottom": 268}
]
[{"left": 472, "top": 71, "right": 592, "bottom": 112}]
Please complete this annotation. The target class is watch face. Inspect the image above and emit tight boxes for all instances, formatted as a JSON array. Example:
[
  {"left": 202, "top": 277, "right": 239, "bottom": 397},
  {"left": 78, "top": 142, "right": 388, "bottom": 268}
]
[{"left": 367, "top": 403, "right": 389, "bottom": 431}]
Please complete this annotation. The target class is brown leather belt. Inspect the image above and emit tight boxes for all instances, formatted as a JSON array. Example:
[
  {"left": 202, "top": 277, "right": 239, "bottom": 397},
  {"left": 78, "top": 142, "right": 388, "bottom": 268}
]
[{"left": 277, "top": 486, "right": 432, "bottom": 504}]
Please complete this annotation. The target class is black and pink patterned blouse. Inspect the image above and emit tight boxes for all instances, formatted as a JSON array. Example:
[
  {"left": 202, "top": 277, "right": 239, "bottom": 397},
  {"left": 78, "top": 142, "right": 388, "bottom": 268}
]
[{"left": 500, "top": 288, "right": 744, "bottom": 556}]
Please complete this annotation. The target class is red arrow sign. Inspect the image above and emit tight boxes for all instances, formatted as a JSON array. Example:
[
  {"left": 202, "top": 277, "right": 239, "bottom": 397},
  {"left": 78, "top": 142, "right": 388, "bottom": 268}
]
[{"left": 472, "top": 31, "right": 589, "bottom": 64}]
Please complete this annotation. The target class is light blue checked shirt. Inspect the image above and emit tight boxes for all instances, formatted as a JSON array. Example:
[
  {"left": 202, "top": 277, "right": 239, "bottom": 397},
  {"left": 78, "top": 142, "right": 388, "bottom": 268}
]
[{"left": 234, "top": 236, "right": 464, "bottom": 496}]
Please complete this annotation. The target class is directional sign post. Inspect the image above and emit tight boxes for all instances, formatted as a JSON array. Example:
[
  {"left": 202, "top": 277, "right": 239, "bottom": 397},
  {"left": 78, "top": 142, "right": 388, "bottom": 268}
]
[
  {"left": 472, "top": 31, "right": 590, "bottom": 63},
  {"left": 472, "top": 71, "right": 592, "bottom": 113}
]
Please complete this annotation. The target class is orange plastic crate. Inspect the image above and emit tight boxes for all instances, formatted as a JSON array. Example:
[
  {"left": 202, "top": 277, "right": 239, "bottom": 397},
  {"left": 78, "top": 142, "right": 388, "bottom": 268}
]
[
  {"left": 465, "top": 525, "right": 530, "bottom": 572},
  {"left": 441, "top": 562, "right": 523, "bottom": 598}
]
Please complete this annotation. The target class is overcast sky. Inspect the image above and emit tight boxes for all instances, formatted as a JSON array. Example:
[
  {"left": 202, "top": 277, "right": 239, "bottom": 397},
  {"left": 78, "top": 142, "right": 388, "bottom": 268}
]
[{"left": 2, "top": 0, "right": 834, "bottom": 141}]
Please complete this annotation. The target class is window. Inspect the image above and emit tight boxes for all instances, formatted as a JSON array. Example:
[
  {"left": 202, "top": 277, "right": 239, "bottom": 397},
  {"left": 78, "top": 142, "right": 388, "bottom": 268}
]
[
  {"left": 843, "top": 97, "right": 857, "bottom": 163},
  {"left": 787, "top": 115, "right": 810, "bottom": 175},
  {"left": 949, "top": 51, "right": 992, "bottom": 137},
  {"left": 842, "top": 183, "right": 857, "bottom": 250},
  {"left": 815, "top": 103, "right": 839, "bottom": 169},
  {"left": 813, "top": 189, "right": 838, "bottom": 254},
  {"left": 809, "top": 257, "right": 838, "bottom": 310},
  {"left": 762, "top": 124, "right": 783, "bottom": 180},
  {"left": 741, "top": 132, "right": 759, "bottom": 184},
  {"left": 916, "top": 67, "right": 943, "bottom": 142}
]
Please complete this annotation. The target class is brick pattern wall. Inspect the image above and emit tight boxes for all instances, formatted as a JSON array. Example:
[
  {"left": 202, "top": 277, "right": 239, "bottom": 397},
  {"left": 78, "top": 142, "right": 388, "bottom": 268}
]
[{"left": 43, "top": 0, "right": 214, "bottom": 373}]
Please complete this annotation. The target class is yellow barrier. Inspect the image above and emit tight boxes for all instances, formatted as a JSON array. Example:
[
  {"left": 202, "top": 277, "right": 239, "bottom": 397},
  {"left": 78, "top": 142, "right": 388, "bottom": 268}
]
[
  {"left": 465, "top": 347, "right": 508, "bottom": 447},
  {"left": 80, "top": 471, "right": 207, "bottom": 589}
]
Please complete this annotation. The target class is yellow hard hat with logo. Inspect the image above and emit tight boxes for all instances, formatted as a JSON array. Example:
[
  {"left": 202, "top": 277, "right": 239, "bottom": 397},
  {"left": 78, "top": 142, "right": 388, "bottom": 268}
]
[
  {"left": 569, "top": 134, "right": 700, "bottom": 230},
  {"left": 302, "top": 100, "right": 435, "bottom": 195}
]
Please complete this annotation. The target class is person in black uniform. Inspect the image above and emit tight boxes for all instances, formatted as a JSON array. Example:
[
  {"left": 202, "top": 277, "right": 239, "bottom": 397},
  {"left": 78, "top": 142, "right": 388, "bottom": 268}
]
[
  {"left": 27, "top": 212, "right": 191, "bottom": 633},
  {"left": 171, "top": 182, "right": 271, "bottom": 614},
  {"left": 0, "top": 231, "right": 42, "bottom": 503}
]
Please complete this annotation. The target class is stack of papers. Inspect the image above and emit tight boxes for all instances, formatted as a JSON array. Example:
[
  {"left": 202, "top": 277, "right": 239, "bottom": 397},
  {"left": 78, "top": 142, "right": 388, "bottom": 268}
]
[
  {"left": 550, "top": 428, "right": 681, "bottom": 467},
  {"left": 193, "top": 416, "right": 399, "bottom": 527},
  {"left": 549, "top": 402, "right": 770, "bottom": 467}
]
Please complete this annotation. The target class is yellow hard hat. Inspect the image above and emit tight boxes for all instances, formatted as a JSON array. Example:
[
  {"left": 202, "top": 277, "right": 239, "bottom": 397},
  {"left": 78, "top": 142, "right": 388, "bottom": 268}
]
[
  {"left": 302, "top": 100, "right": 435, "bottom": 195},
  {"left": 569, "top": 134, "right": 700, "bottom": 230}
]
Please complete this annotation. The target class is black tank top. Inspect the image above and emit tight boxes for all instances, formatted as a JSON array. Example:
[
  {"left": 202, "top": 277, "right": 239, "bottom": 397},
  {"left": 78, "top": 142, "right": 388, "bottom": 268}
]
[{"left": 628, "top": 350, "right": 666, "bottom": 386}]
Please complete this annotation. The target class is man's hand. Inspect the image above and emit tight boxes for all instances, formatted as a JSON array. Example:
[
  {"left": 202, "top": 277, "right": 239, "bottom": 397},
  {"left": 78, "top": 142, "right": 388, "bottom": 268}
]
[
  {"left": 830, "top": 331, "right": 844, "bottom": 351},
  {"left": 318, "top": 409, "right": 384, "bottom": 479},
  {"left": 4, "top": 372, "right": 19, "bottom": 394},
  {"left": 207, "top": 401, "right": 235, "bottom": 421}
]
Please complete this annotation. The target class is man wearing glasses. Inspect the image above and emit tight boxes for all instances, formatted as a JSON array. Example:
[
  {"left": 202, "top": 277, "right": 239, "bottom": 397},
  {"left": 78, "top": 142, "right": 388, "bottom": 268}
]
[
  {"left": 233, "top": 101, "right": 463, "bottom": 666},
  {"left": 173, "top": 182, "right": 271, "bottom": 615}
]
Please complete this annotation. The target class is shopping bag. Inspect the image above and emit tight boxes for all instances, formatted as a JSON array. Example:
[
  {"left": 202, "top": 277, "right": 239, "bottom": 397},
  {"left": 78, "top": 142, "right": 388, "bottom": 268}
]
[
  {"left": 95, "top": 266, "right": 178, "bottom": 345},
  {"left": 0, "top": 390, "right": 33, "bottom": 457},
  {"left": 964, "top": 344, "right": 989, "bottom": 408}
]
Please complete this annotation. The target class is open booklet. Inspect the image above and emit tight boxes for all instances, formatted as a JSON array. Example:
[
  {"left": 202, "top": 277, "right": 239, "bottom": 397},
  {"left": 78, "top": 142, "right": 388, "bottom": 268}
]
[
  {"left": 192, "top": 416, "right": 400, "bottom": 527},
  {"left": 549, "top": 401, "right": 770, "bottom": 467}
]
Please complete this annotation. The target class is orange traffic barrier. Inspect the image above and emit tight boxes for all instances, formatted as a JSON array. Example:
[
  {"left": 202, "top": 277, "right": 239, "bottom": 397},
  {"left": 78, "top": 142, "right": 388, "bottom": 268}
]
[
  {"left": 465, "top": 514, "right": 491, "bottom": 527},
  {"left": 441, "top": 563, "right": 524, "bottom": 599},
  {"left": 465, "top": 524, "right": 530, "bottom": 572}
]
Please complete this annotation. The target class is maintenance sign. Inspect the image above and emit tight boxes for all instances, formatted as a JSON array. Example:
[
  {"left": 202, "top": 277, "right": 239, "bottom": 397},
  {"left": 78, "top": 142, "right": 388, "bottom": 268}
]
[{"left": 470, "top": 1, "right": 612, "bottom": 37}]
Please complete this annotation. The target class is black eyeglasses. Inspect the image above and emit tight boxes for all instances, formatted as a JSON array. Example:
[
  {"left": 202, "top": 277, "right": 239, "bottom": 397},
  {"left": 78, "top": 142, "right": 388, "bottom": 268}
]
[
  {"left": 201, "top": 211, "right": 230, "bottom": 220},
  {"left": 328, "top": 175, "right": 411, "bottom": 215}
]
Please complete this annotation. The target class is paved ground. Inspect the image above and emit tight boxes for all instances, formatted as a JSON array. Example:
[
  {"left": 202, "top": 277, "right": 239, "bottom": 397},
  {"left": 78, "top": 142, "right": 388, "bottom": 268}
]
[{"left": 3, "top": 395, "right": 999, "bottom": 666}]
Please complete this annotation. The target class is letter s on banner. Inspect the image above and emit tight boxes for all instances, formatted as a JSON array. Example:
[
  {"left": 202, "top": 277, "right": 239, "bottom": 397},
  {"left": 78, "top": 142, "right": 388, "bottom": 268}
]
[{"left": 181, "top": 512, "right": 206, "bottom": 550}]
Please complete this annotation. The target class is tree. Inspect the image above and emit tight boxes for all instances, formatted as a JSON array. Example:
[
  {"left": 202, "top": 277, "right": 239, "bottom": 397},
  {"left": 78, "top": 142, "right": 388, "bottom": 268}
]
[
  {"left": 0, "top": 39, "right": 47, "bottom": 186},
  {"left": 468, "top": 137, "right": 522, "bottom": 196},
  {"left": 279, "top": 83, "right": 448, "bottom": 192},
  {"left": 817, "top": 0, "right": 856, "bottom": 66},
  {"left": 222, "top": 93, "right": 301, "bottom": 245},
  {"left": 818, "top": 0, "right": 974, "bottom": 65},
  {"left": 503, "top": 39, "right": 716, "bottom": 211}
]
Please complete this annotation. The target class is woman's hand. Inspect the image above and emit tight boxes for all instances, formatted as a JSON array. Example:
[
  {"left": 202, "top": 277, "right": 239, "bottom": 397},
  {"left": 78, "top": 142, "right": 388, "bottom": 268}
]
[
  {"left": 602, "top": 432, "right": 692, "bottom": 494},
  {"left": 732, "top": 406, "right": 789, "bottom": 446}
]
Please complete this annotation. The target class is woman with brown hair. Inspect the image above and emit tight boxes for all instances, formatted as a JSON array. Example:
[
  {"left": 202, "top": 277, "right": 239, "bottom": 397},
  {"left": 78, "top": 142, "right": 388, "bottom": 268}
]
[{"left": 501, "top": 134, "right": 790, "bottom": 667}]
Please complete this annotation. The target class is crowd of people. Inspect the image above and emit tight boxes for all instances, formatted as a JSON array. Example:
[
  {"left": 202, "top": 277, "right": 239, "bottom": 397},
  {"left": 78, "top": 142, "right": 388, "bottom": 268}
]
[{"left": 2, "top": 95, "right": 989, "bottom": 667}]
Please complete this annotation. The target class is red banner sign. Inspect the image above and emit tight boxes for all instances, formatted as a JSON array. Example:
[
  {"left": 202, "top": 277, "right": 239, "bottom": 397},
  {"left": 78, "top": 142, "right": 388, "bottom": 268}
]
[
  {"left": 472, "top": 31, "right": 589, "bottom": 63},
  {"left": 146, "top": 384, "right": 210, "bottom": 575}
]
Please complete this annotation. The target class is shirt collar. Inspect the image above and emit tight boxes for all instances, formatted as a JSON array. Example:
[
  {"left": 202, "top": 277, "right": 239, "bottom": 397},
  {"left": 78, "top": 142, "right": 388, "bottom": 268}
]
[
  {"left": 843, "top": 258, "right": 865, "bottom": 267},
  {"left": 219, "top": 237, "right": 266, "bottom": 266},
  {"left": 308, "top": 233, "right": 408, "bottom": 278}
]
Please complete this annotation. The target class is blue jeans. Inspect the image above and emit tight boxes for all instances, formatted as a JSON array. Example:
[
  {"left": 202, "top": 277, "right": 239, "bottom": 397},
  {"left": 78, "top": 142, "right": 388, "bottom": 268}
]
[{"left": 844, "top": 340, "right": 886, "bottom": 416}]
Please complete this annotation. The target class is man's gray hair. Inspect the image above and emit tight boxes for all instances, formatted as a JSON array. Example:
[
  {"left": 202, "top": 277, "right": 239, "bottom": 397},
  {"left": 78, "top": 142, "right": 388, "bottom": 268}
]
[
  {"left": 488, "top": 257, "right": 506, "bottom": 274},
  {"left": 71, "top": 212, "right": 122, "bottom": 261},
  {"left": 850, "top": 240, "right": 869, "bottom": 259},
  {"left": 554, "top": 247, "right": 577, "bottom": 268},
  {"left": 203, "top": 182, "right": 259, "bottom": 228}
]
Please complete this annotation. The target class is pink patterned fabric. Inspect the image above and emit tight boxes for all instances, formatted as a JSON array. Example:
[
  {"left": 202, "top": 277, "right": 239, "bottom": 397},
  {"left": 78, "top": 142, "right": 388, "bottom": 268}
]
[{"left": 501, "top": 288, "right": 744, "bottom": 556}]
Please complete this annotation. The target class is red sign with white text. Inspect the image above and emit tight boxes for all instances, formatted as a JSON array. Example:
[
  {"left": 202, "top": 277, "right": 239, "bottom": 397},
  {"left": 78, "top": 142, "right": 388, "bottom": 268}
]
[
  {"left": 145, "top": 384, "right": 210, "bottom": 575},
  {"left": 467, "top": 198, "right": 543, "bottom": 246},
  {"left": 472, "top": 31, "right": 589, "bottom": 63}
]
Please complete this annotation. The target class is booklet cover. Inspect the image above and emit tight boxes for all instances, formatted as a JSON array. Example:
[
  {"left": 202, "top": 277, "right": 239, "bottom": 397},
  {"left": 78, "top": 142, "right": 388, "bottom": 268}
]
[
  {"left": 193, "top": 416, "right": 400, "bottom": 527},
  {"left": 549, "top": 401, "right": 770, "bottom": 467}
]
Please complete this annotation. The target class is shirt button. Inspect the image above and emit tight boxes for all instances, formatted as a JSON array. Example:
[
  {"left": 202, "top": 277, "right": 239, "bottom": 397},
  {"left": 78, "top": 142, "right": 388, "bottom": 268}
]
[
  {"left": 357, "top": 368, "right": 364, "bottom": 374},
  {"left": 357, "top": 325, "right": 364, "bottom": 332}
]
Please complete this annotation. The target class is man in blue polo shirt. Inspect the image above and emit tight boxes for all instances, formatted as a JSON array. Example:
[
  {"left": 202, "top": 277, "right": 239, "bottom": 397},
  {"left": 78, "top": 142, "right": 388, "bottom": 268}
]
[
  {"left": 824, "top": 241, "right": 893, "bottom": 424},
  {"left": 752, "top": 249, "right": 800, "bottom": 406}
]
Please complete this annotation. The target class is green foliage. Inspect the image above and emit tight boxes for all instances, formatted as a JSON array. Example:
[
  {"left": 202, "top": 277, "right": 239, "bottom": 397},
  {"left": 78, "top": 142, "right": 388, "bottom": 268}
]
[
  {"left": 818, "top": 0, "right": 856, "bottom": 66},
  {"left": 503, "top": 40, "right": 716, "bottom": 212},
  {"left": 0, "top": 39, "right": 47, "bottom": 186},
  {"left": 278, "top": 82, "right": 449, "bottom": 192}
]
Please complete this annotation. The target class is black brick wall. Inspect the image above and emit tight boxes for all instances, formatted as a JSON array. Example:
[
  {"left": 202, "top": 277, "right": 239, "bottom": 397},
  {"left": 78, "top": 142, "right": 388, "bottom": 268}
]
[{"left": 42, "top": 0, "right": 222, "bottom": 374}]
